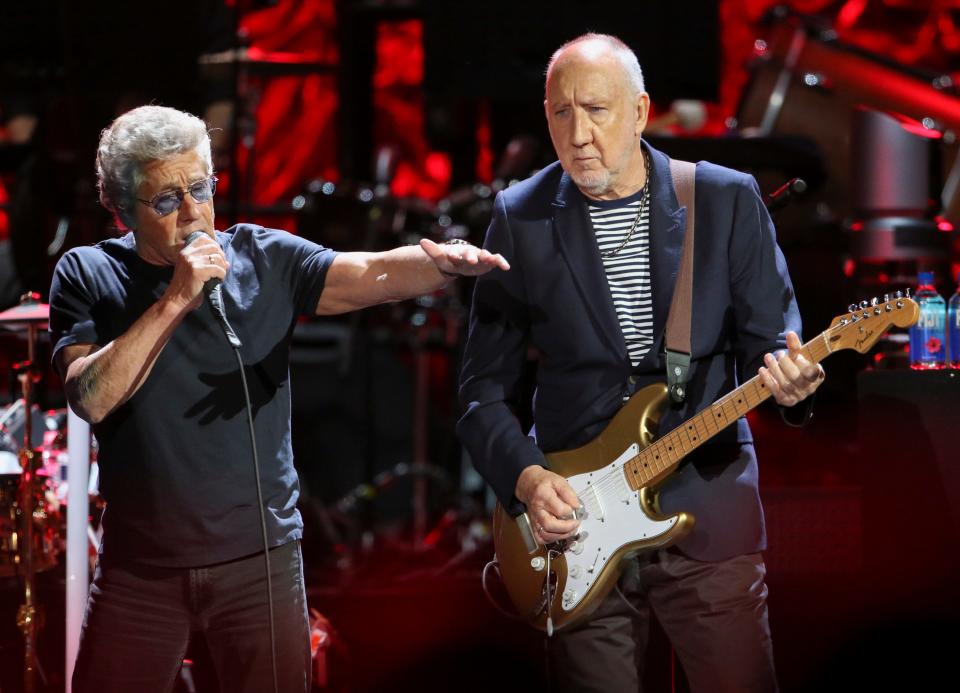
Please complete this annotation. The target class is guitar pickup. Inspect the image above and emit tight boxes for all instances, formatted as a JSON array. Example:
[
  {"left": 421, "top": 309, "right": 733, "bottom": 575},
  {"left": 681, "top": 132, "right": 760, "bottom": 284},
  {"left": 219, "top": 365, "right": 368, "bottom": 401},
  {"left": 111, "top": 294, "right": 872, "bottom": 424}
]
[{"left": 582, "top": 486, "right": 604, "bottom": 521}]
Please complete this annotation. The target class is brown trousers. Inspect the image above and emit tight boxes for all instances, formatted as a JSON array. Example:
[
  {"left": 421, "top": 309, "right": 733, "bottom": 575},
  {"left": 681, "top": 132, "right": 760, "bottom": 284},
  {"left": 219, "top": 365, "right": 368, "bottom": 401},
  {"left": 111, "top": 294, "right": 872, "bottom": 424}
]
[{"left": 549, "top": 550, "right": 777, "bottom": 693}]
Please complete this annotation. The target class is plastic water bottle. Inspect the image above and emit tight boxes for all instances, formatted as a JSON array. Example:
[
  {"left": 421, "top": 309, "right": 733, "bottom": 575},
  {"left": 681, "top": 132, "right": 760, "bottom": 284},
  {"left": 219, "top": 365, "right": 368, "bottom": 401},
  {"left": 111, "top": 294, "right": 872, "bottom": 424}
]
[
  {"left": 909, "top": 271, "right": 946, "bottom": 369},
  {"left": 949, "top": 271, "right": 960, "bottom": 369}
]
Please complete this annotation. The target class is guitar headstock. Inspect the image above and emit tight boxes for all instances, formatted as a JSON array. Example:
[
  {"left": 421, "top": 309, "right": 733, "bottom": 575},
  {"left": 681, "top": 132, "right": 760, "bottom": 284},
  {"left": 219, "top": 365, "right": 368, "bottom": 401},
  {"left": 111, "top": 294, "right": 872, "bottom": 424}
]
[{"left": 825, "top": 294, "right": 920, "bottom": 354}]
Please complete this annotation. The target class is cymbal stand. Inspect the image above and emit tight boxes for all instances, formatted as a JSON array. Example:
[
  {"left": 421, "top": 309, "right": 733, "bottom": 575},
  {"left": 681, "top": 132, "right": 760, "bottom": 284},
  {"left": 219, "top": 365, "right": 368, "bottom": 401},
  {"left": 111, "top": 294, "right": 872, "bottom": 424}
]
[
  {"left": 411, "top": 318, "right": 429, "bottom": 547},
  {"left": 14, "top": 320, "right": 41, "bottom": 693},
  {"left": 410, "top": 278, "right": 466, "bottom": 549}
]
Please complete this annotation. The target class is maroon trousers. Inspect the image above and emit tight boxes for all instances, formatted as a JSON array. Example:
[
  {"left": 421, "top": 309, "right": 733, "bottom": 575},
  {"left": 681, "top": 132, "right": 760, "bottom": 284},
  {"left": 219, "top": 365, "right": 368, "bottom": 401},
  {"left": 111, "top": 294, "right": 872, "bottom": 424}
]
[{"left": 549, "top": 550, "right": 777, "bottom": 693}]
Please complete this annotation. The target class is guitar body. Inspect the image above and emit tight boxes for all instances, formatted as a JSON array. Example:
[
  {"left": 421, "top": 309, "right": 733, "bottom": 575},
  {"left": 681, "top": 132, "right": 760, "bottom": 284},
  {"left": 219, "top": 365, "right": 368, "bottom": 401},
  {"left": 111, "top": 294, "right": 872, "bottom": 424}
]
[
  {"left": 492, "top": 382, "right": 695, "bottom": 633},
  {"left": 489, "top": 295, "right": 918, "bottom": 633}
]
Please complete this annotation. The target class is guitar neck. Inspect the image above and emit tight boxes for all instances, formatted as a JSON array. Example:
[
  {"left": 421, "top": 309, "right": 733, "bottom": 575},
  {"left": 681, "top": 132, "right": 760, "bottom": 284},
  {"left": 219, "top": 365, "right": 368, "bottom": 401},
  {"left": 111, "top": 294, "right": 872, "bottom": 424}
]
[{"left": 623, "top": 333, "right": 833, "bottom": 491}]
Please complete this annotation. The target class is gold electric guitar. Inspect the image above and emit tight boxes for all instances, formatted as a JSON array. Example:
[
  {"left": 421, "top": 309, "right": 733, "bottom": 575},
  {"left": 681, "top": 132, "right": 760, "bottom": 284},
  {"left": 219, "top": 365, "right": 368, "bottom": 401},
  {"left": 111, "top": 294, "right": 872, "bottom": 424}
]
[{"left": 492, "top": 295, "right": 919, "bottom": 634}]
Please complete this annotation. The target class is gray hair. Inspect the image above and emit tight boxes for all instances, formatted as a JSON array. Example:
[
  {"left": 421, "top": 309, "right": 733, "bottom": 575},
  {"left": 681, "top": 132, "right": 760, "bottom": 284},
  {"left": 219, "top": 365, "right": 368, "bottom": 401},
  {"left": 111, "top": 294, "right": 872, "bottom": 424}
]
[
  {"left": 545, "top": 33, "right": 645, "bottom": 95},
  {"left": 96, "top": 105, "right": 212, "bottom": 230}
]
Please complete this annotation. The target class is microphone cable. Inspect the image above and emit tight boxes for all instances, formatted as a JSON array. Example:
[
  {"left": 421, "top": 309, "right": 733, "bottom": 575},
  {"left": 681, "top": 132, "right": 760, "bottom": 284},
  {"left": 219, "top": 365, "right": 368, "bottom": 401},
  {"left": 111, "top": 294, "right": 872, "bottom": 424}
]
[
  {"left": 230, "top": 343, "right": 280, "bottom": 693},
  {"left": 186, "top": 232, "right": 279, "bottom": 693}
]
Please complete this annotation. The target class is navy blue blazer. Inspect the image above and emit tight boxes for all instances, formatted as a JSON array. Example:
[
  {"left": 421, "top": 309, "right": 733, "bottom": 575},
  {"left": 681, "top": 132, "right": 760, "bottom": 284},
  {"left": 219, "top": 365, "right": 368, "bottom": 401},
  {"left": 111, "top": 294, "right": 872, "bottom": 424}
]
[{"left": 457, "top": 142, "right": 804, "bottom": 561}]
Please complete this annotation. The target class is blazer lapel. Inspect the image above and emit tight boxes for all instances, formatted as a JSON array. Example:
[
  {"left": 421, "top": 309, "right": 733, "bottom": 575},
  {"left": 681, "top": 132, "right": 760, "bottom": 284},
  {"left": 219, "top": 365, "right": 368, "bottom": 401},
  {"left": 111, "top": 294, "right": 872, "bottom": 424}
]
[
  {"left": 646, "top": 144, "right": 687, "bottom": 358},
  {"left": 551, "top": 172, "right": 627, "bottom": 361}
]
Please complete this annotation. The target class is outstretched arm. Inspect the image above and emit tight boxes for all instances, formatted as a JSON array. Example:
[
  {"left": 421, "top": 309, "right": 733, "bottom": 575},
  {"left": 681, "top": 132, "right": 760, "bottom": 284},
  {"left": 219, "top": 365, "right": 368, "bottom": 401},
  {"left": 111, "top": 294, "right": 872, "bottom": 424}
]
[{"left": 315, "top": 239, "right": 509, "bottom": 315}]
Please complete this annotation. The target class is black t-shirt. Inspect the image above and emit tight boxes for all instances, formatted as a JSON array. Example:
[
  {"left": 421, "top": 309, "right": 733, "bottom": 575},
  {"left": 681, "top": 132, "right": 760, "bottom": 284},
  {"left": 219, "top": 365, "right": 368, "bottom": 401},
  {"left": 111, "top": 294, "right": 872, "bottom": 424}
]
[{"left": 49, "top": 224, "right": 337, "bottom": 567}]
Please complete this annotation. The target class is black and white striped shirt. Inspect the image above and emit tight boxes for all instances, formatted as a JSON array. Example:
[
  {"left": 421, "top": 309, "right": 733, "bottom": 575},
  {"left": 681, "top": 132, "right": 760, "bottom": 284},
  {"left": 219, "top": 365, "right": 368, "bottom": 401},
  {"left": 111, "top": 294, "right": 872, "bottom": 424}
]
[{"left": 587, "top": 189, "right": 654, "bottom": 366}]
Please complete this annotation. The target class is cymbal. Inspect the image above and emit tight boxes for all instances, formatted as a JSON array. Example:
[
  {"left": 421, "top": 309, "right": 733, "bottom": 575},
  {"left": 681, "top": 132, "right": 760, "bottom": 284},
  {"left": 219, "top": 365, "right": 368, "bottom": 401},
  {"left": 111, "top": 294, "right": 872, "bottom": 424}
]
[
  {"left": 0, "top": 301, "right": 49, "bottom": 330},
  {"left": 198, "top": 47, "right": 336, "bottom": 77}
]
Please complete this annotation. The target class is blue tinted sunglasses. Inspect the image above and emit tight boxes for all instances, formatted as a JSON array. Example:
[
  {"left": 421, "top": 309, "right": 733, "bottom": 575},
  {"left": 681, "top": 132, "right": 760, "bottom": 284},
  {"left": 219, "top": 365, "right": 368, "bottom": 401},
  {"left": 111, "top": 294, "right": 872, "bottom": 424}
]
[{"left": 136, "top": 176, "right": 217, "bottom": 217}]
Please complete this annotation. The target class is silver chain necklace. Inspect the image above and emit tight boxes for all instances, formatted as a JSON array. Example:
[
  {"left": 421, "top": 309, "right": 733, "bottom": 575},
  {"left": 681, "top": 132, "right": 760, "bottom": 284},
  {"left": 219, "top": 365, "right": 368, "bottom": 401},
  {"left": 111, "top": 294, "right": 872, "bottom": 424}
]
[{"left": 599, "top": 152, "right": 651, "bottom": 259}]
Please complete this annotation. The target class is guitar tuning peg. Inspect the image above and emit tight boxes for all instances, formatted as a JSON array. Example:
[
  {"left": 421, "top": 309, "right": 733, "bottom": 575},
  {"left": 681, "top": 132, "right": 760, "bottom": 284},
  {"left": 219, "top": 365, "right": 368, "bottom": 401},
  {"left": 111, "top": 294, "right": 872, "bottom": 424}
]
[
  {"left": 904, "top": 288, "right": 912, "bottom": 298},
  {"left": 883, "top": 293, "right": 890, "bottom": 302},
  {"left": 895, "top": 290, "right": 903, "bottom": 299},
  {"left": 859, "top": 300, "right": 869, "bottom": 309},
  {"left": 848, "top": 303, "right": 858, "bottom": 313},
  {"left": 870, "top": 297, "right": 879, "bottom": 306}
]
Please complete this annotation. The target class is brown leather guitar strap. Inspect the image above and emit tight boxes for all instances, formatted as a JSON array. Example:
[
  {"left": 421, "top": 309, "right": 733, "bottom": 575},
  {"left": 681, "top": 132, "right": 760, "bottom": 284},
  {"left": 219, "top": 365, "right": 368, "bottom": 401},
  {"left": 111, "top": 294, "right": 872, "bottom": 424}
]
[{"left": 664, "top": 159, "right": 696, "bottom": 403}]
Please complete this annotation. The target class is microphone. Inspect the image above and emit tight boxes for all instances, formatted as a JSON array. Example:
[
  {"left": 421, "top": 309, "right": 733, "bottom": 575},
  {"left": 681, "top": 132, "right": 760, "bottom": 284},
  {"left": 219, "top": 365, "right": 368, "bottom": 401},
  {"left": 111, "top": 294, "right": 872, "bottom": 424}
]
[
  {"left": 764, "top": 178, "right": 807, "bottom": 213},
  {"left": 184, "top": 231, "right": 242, "bottom": 348}
]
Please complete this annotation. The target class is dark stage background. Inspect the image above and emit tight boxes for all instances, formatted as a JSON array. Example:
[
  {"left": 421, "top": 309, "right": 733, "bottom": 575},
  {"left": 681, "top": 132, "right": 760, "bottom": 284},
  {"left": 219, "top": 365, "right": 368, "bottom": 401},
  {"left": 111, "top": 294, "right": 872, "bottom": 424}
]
[{"left": 1, "top": 1, "right": 960, "bottom": 691}]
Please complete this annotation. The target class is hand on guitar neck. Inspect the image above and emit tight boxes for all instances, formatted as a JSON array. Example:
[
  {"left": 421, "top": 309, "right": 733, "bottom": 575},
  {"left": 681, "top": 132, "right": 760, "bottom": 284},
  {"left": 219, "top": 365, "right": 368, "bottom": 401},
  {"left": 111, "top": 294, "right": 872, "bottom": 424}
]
[{"left": 758, "top": 331, "right": 826, "bottom": 407}]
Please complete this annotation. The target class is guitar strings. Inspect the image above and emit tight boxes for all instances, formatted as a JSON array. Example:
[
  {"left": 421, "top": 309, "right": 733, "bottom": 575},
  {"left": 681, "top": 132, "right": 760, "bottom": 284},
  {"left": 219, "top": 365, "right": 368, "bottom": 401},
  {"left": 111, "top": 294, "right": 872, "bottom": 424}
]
[
  {"left": 567, "top": 318, "right": 851, "bottom": 508},
  {"left": 567, "top": 299, "right": 907, "bottom": 510}
]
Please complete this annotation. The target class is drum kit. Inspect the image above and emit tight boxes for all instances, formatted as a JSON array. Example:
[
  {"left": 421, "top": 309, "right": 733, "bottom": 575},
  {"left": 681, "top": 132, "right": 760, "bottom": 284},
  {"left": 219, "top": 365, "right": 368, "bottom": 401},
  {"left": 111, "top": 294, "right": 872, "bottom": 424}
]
[{"left": 0, "top": 292, "right": 97, "bottom": 693}]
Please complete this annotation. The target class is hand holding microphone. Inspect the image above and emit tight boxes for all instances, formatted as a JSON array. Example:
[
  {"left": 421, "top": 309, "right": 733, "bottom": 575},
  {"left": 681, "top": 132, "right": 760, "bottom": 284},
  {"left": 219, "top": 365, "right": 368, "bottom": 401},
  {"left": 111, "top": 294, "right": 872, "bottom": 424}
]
[
  {"left": 174, "top": 231, "right": 242, "bottom": 348},
  {"left": 166, "top": 230, "right": 227, "bottom": 310}
]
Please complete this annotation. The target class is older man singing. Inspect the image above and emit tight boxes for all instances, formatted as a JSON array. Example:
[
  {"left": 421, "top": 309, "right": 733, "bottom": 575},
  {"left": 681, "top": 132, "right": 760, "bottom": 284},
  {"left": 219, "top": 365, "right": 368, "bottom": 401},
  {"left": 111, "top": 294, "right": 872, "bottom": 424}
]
[{"left": 50, "top": 105, "right": 507, "bottom": 693}]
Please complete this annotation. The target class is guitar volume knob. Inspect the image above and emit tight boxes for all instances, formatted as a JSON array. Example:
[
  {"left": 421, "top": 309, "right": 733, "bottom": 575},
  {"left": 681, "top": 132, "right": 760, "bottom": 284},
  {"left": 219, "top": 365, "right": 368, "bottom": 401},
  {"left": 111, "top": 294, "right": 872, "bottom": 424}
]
[{"left": 530, "top": 557, "right": 546, "bottom": 572}]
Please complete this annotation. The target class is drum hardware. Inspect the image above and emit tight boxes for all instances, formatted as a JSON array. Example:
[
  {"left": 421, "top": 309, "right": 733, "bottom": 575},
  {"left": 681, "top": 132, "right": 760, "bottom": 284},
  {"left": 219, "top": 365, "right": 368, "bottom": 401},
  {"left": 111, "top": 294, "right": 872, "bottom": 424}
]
[
  {"left": 738, "top": 9, "right": 960, "bottom": 223},
  {"left": 197, "top": 47, "right": 337, "bottom": 79},
  {"left": 197, "top": 43, "right": 338, "bottom": 228},
  {"left": 0, "top": 291, "right": 52, "bottom": 693},
  {"left": 0, "top": 397, "right": 54, "bottom": 453}
]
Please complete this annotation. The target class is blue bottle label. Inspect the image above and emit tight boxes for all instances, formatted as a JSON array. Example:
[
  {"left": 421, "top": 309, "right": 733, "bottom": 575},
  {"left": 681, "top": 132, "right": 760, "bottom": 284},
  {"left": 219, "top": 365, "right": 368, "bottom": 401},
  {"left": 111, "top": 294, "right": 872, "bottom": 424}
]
[
  {"left": 910, "top": 300, "right": 946, "bottom": 367},
  {"left": 949, "top": 300, "right": 960, "bottom": 365}
]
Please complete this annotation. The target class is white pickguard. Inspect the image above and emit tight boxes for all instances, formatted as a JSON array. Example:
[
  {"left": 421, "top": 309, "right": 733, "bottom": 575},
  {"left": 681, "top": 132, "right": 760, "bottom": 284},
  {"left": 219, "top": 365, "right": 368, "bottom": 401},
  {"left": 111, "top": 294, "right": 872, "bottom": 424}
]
[{"left": 559, "top": 443, "right": 680, "bottom": 612}]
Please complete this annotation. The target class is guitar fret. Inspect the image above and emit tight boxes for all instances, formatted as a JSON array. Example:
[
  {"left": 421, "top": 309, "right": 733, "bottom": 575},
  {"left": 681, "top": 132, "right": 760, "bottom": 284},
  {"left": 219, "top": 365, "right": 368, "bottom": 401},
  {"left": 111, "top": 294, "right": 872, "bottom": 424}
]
[
  {"left": 642, "top": 452, "right": 655, "bottom": 481},
  {"left": 635, "top": 449, "right": 653, "bottom": 485},
  {"left": 693, "top": 415, "right": 710, "bottom": 439},
  {"left": 680, "top": 426, "right": 695, "bottom": 451},
  {"left": 701, "top": 410, "right": 720, "bottom": 435},
  {"left": 626, "top": 457, "right": 642, "bottom": 486},
  {"left": 714, "top": 405, "right": 728, "bottom": 428},
  {"left": 667, "top": 432, "right": 682, "bottom": 457},
  {"left": 628, "top": 448, "right": 656, "bottom": 489},
  {"left": 652, "top": 439, "right": 668, "bottom": 471}
]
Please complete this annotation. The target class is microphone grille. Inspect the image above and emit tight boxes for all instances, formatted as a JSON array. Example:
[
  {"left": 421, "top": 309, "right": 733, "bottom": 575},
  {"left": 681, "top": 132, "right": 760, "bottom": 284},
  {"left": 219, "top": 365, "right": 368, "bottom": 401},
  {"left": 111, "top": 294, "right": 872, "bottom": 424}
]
[{"left": 184, "top": 231, "right": 206, "bottom": 246}]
